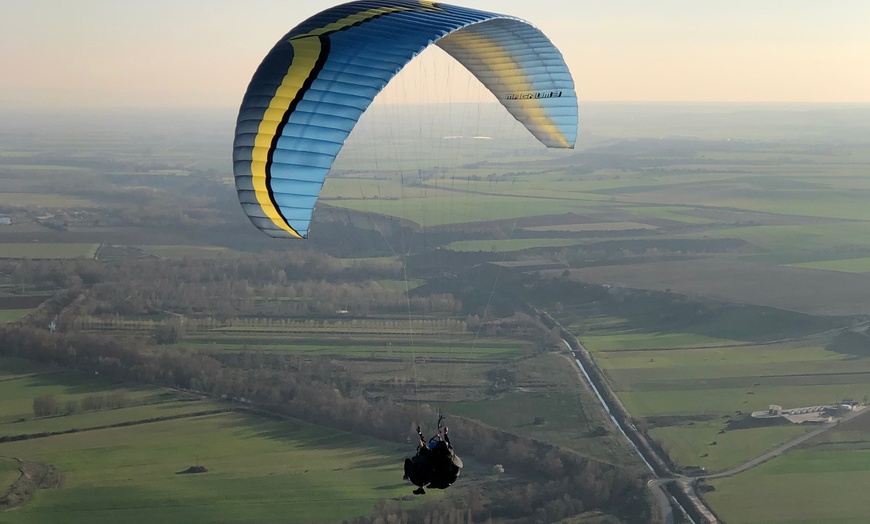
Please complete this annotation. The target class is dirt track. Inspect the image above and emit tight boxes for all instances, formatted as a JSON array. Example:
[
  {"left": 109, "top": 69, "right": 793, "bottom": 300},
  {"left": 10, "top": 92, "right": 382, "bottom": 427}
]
[{"left": 0, "top": 458, "right": 60, "bottom": 512}]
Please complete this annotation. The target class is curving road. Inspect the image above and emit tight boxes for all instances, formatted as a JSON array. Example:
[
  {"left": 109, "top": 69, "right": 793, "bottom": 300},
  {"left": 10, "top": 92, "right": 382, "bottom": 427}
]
[{"left": 701, "top": 406, "right": 870, "bottom": 480}]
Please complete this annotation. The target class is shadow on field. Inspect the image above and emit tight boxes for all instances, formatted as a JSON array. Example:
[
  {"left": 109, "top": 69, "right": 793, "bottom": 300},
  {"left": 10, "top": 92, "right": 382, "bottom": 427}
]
[
  {"left": 826, "top": 332, "right": 870, "bottom": 358},
  {"left": 556, "top": 284, "right": 850, "bottom": 345},
  {"left": 213, "top": 410, "right": 387, "bottom": 452},
  {"left": 19, "top": 370, "right": 143, "bottom": 395}
]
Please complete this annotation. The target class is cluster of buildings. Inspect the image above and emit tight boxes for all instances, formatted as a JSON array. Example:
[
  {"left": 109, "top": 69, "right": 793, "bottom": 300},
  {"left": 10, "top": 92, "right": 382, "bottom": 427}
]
[{"left": 751, "top": 400, "right": 862, "bottom": 424}]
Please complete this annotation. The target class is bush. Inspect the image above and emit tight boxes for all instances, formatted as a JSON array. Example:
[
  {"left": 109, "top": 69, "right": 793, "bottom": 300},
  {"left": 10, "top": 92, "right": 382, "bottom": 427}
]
[{"left": 32, "top": 394, "right": 60, "bottom": 417}]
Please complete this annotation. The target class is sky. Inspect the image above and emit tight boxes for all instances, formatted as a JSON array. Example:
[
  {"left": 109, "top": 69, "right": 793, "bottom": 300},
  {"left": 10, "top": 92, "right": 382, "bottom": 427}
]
[{"left": 2, "top": 0, "right": 869, "bottom": 110}]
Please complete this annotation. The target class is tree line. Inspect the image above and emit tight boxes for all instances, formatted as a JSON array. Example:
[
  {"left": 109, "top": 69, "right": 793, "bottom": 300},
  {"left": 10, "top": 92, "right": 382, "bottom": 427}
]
[
  {"left": 32, "top": 391, "right": 129, "bottom": 418},
  {"left": 1, "top": 251, "right": 460, "bottom": 324},
  {"left": 0, "top": 325, "right": 654, "bottom": 523}
]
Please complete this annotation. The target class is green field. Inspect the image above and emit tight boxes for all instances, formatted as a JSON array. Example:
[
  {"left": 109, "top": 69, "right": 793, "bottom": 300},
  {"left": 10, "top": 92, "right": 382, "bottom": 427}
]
[
  {"left": 621, "top": 206, "right": 717, "bottom": 224},
  {"left": 445, "top": 353, "right": 640, "bottom": 466},
  {"left": 324, "top": 182, "right": 598, "bottom": 227},
  {"left": 0, "top": 457, "right": 20, "bottom": 494},
  {"left": 522, "top": 221, "right": 658, "bottom": 232},
  {"left": 703, "top": 409, "right": 870, "bottom": 523},
  {"left": 0, "top": 243, "right": 99, "bottom": 260},
  {"left": 331, "top": 193, "right": 575, "bottom": 227},
  {"left": 78, "top": 315, "right": 533, "bottom": 407},
  {"left": 566, "top": 312, "right": 870, "bottom": 473},
  {"left": 600, "top": 338, "right": 870, "bottom": 472},
  {"left": 4, "top": 105, "right": 870, "bottom": 522},
  {"left": 0, "top": 400, "right": 219, "bottom": 437},
  {"left": 596, "top": 344, "right": 845, "bottom": 373},
  {"left": 649, "top": 423, "right": 811, "bottom": 474},
  {"left": 0, "top": 193, "right": 94, "bottom": 207},
  {"left": 0, "top": 412, "right": 416, "bottom": 524},
  {"left": 706, "top": 449, "right": 870, "bottom": 523},
  {"left": 372, "top": 278, "right": 426, "bottom": 292},
  {"left": 447, "top": 238, "right": 585, "bottom": 252},
  {"left": 0, "top": 359, "right": 424, "bottom": 523},
  {"left": 573, "top": 309, "right": 835, "bottom": 352},
  {"left": 582, "top": 330, "right": 734, "bottom": 351},
  {"left": 0, "top": 166, "right": 90, "bottom": 173},
  {"left": 0, "top": 309, "right": 31, "bottom": 322},
  {"left": 134, "top": 245, "right": 239, "bottom": 259},
  {"left": 789, "top": 256, "right": 870, "bottom": 273},
  {"left": 0, "top": 371, "right": 173, "bottom": 424},
  {"left": 694, "top": 223, "right": 870, "bottom": 262},
  {"left": 0, "top": 358, "right": 47, "bottom": 380}
]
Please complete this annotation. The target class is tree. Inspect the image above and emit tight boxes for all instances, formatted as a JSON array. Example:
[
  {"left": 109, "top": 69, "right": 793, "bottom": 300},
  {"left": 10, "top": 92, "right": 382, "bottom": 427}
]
[{"left": 33, "top": 394, "right": 60, "bottom": 417}]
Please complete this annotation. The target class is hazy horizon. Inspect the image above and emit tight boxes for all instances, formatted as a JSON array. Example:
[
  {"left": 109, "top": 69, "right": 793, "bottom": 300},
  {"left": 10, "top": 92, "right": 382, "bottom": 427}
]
[{"left": 3, "top": 1, "right": 870, "bottom": 110}]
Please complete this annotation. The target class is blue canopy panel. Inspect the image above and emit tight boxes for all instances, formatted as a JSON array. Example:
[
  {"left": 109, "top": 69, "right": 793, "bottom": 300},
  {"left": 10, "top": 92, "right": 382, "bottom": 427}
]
[{"left": 234, "top": 0, "right": 578, "bottom": 239}]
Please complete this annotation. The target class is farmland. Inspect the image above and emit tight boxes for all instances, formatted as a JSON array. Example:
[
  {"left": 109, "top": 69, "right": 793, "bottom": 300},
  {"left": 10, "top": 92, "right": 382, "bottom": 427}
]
[
  {"left": 0, "top": 243, "right": 99, "bottom": 260},
  {"left": 561, "top": 304, "right": 870, "bottom": 474},
  {"left": 3, "top": 104, "right": 870, "bottom": 522},
  {"left": 702, "top": 398, "right": 870, "bottom": 523},
  {"left": 559, "top": 259, "right": 870, "bottom": 316},
  {"left": 0, "top": 310, "right": 30, "bottom": 322},
  {"left": 0, "top": 358, "right": 418, "bottom": 524},
  {"left": 1, "top": 414, "right": 416, "bottom": 524}
]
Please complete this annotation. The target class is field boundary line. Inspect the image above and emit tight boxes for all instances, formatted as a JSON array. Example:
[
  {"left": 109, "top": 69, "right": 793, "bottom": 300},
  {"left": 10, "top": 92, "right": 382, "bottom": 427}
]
[{"left": 0, "top": 408, "right": 232, "bottom": 444}]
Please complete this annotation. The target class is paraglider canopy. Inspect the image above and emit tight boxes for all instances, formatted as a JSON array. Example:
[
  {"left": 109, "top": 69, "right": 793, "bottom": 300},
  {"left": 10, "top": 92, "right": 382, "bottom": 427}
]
[{"left": 234, "top": 0, "right": 578, "bottom": 239}]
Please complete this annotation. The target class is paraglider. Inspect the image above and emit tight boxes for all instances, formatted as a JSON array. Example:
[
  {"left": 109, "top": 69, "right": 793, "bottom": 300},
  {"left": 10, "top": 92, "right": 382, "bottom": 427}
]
[
  {"left": 233, "top": 0, "right": 578, "bottom": 239},
  {"left": 233, "top": 0, "right": 577, "bottom": 494},
  {"left": 403, "top": 415, "right": 462, "bottom": 494}
]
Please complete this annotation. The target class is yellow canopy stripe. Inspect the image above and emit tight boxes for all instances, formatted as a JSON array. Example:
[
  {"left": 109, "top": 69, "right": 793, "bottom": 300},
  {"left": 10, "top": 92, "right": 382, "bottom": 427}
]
[
  {"left": 250, "top": 36, "right": 323, "bottom": 238},
  {"left": 441, "top": 30, "right": 571, "bottom": 149},
  {"left": 291, "top": 2, "right": 443, "bottom": 40}
]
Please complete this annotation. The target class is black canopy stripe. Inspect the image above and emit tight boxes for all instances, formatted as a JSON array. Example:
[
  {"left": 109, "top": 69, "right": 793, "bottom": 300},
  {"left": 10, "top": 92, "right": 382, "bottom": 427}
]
[{"left": 265, "top": 34, "right": 332, "bottom": 237}]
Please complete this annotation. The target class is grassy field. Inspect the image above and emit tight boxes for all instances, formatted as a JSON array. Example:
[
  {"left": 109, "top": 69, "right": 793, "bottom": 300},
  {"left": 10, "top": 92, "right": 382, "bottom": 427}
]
[
  {"left": 0, "top": 193, "right": 94, "bottom": 208},
  {"left": 650, "top": 423, "right": 812, "bottom": 474},
  {"left": 0, "top": 401, "right": 218, "bottom": 437},
  {"left": 581, "top": 330, "right": 735, "bottom": 352},
  {"left": 561, "top": 259, "right": 870, "bottom": 316},
  {"left": 521, "top": 222, "right": 658, "bottom": 232},
  {"left": 694, "top": 223, "right": 870, "bottom": 261},
  {"left": 573, "top": 308, "right": 839, "bottom": 350},
  {"left": 0, "top": 457, "right": 20, "bottom": 494},
  {"left": 705, "top": 449, "right": 870, "bottom": 523},
  {"left": 4, "top": 105, "right": 870, "bottom": 522},
  {"left": 0, "top": 309, "right": 31, "bottom": 322},
  {"left": 134, "top": 245, "right": 239, "bottom": 259},
  {"left": 617, "top": 384, "right": 868, "bottom": 420},
  {"left": 329, "top": 190, "right": 587, "bottom": 227},
  {"left": 0, "top": 412, "right": 416, "bottom": 524},
  {"left": 703, "top": 410, "right": 870, "bottom": 523},
  {"left": 444, "top": 353, "right": 641, "bottom": 466},
  {"left": 71, "top": 314, "right": 637, "bottom": 465},
  {"left": 177, "top": 337, "right": 524, "bottom": 358},
  {"left": 0, "top": 371, "right": 179, "bottom": 425},
  {"left": 789, "top": 256, "right": 870, "bottom": 273},
  {"left": 0, "top": 359, "right": 424, "bottom": 523},
  {"left": 152, "top": 319, "right": 534, "bottom": 404},
  {"left": 447, "top": 238, "right": 585, "bottom": 252},
  {"left": 0, "top": 358, "right": 47, "bottom": 380},
  {"left": 621, "top": 206, "right": 717, "bottom": 224},
  {"left": 563, "top": 309, "right": 870, "bottom": 473},
  {"left": 0, "top": 243, "right": 99, "bottom": 260}
]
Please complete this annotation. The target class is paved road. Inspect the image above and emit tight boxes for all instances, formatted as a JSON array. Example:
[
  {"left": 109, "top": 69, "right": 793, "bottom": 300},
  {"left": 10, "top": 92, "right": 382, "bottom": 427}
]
[{"left": 647, "top": 479, "right": 676, "bottom": 524}]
